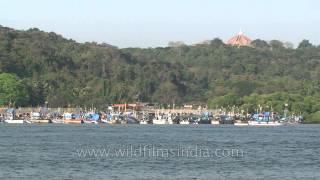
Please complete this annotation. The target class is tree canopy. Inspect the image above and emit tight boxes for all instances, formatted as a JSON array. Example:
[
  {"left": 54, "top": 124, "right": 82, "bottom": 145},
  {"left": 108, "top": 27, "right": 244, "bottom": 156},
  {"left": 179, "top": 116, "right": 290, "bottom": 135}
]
[
  {"left": 0, "top": 73, "right": 28, "bottom": 106},
  {"left": 0, "top": 25, "right": 320, "bottom": 122}
]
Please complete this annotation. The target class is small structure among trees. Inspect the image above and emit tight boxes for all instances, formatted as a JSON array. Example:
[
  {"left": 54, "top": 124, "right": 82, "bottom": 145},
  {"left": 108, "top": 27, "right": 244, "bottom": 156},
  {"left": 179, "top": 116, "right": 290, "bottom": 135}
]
[{"left": 227, "top": 30, "right": 252, "bottom": 47}]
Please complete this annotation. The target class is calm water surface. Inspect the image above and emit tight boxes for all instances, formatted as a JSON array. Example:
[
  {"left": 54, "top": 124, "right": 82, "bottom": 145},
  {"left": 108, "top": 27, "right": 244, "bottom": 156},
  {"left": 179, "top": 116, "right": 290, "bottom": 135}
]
[{"left": 0, "top": 124, "right": 319, "bottom": 179}]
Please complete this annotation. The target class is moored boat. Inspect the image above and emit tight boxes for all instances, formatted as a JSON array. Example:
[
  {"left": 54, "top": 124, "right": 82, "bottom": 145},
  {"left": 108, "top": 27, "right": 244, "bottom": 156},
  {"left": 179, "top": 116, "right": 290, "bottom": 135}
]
[
  {"left": 248, "top": 120, "right": 283, "bottom": 126},
  {"left": 83, "top": 112, "right": 99, "bottom": 124},
  {"left": 234, "top": 122, "right": 248, "bottom": 126},
  {"left": 211, "top": 120, "right": 220, "bottom": 125},
  {"left": 3, "top": 108, "right": 26, "bottom": 124},
  {"left": 139, "top": 120, "right": 148, "bottom": 124},
  {"left": 152, "top": 113, "right": 173, "bottom": 125},
  {"left": 179, "top": 119, "right": 190, "bottom": 125},
  {"left": 152, "top": 117, "right": 167, "bottom": 124},
  {"left": 29, "top": 119, "right": 51, "bottom": 123},
  {"left": 29, "top": 112, "right": 51, "bottom": 123},
  {"left": 4, "top": 119, "right": 25, "bottom": 124},
  {"left": 219, "top": 115, "right": 234, "bottom": 124},
  {"left": 234, "top": 120, "right": 248, "bottom": 126},
  {"left": 198, "top": 112, "right": 212, "bottom": 124},
  {"left": 51, "top": 118, "right": 64, "bottom": 124},
  {"left": 248, "top": 112, "right": 283, "bottom": 126},
  {"left": 63, "top": 113, "right": 83, "bottom": 124},
  {"left": 64, "top": 119, "right": 83, "bottom": 124}
]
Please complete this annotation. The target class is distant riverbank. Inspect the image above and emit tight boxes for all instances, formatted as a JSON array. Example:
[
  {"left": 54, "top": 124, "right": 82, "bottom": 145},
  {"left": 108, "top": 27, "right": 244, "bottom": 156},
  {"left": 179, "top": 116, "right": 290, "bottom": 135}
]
[{"left": 1, "top": 106, "right": 319, "bottom": 124}]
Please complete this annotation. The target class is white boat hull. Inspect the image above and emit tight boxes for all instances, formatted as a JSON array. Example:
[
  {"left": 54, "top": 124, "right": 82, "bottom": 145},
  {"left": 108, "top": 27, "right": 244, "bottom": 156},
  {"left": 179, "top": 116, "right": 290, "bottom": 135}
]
[
  {"left": 139, "top": 121, "right": 148, "bottom": 124},
  {"left": 211, "top": 121, "right": 220, "bottom": 125},
  {"left": 248, "top": 121, "right": 283, "bottom": 126},
  {"left": 152, "top": 119, "right": 173, "bottom": 125},
  {"left": 83, "top": 120, "right": 98, "bottom": 124},
  {"left": 100, "top": 119, "right": 109, "bottom": 124},
  {"left": 234, "top": 123, "right": 249, "bottom": 126},
  {"left": 51, "top": 119, "right": 64, "bottom": 124},
  {"left": 180, "top": 121, "right": 190, "bottom": 125},
  {"left": 4, "top": 120, "right": 25, "bottom": 124},
  {"left": 29, "top": 119, "right": 51, "bottom": 123}
]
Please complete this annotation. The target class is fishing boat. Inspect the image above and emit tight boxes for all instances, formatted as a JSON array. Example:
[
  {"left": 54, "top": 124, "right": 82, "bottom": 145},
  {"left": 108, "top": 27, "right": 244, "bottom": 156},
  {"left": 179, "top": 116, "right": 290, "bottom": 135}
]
[
  {"left": 120, "top": 116, "right": 139, "bottom": 124},
  {"left": 164, "top": 113, "right": 173, "bottom": 124},
  {"left": 83, "top": 113, "right": 99, "bottom": 124},
  {"left": 248, "top": 121, "right": 283, "bottom": 126},
  {"left": 3, "top": 108, "right": 25, "bottom": 124},
  {"left": 180, "top": 120, "right": 190, "bottom": 125},
  {"left": 151, "top": 116, "right": 165, "bottom": 124},
  {"left": 63, "top": 113, "right": 83, "bottom": 124},
  {"left": 51, "top": 118, "right": 64, "bottom": 124},
  {"left": 179, "top": 118, "right": 190, "bottom": 125},
  {"left": 282, "top": 115, "right": 303, "bottom": 125},
  {"left": 29, "top": 112, "right": 51, "bottom": 123},
  {"left": 139, "top": 119, "right": 148, "bottom": 124},
  {"left": 48, "top": 112, "right": 63, "bottom": 123},
  {"left": 179, "top": 119, "right": 190, "bottom": 125},
  {"left": 198, "top": 112, "right": 212, "bottom": 124},
  {"left": 152, "top": 113, "right": 173, "bottom": 125},
  {"left": 4, "top": 119, "right": 25, "bottom": 124},
  {"left": 139, "top": 116, "right": 150, "bottom": 124},
  {"left": 248, "top": 112, "right": 283, "bottom": 126},
  {"left": 190, "top": 120, "right": 199, "bottom": 125},
  {"left": 211, "top": 120, "right": 220, "bottom": 125},
  {"left": 137, "top": 111, "right": 149, "bottom": 124},
  {"left": 234, "top": 120, "right": 248, "bottom": 126},
  {"left": 219, "top": 115, "right": 234, "bottom": 124},
  {"left": 104, "top": 113, "right": 122, "bottom": 124}
]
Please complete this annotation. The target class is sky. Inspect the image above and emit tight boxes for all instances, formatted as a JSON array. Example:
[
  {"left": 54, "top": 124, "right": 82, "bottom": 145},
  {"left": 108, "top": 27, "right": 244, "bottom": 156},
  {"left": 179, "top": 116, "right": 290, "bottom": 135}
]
[{"left": 0, "top": 0, "right": 319, "bottom": 48}]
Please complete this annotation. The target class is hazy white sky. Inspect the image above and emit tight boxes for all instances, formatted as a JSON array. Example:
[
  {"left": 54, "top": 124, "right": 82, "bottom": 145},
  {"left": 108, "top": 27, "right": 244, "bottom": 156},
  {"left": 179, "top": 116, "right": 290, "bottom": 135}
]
[{"left": 1, "top": 0, "right": 319, "bottom": 48}]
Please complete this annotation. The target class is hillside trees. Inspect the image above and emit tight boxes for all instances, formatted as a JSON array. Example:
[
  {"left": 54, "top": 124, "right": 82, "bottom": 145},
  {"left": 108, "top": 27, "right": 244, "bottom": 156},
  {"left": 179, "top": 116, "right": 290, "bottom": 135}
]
[{"left": 0, "top": 25, "right": 319, "bottom": 117}]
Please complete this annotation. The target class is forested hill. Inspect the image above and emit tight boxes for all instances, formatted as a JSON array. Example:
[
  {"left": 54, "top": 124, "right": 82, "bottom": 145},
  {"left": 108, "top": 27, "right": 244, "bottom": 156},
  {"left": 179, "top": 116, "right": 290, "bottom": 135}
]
[{"left": 0, "top": 25, "right": 320, "bottom": 121}]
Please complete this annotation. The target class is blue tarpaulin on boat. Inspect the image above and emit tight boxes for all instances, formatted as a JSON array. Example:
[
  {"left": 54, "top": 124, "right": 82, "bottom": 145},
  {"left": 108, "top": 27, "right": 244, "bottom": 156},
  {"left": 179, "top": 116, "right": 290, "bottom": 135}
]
[
  {"left": 91, "top": 114, "right": 99, "bottom": 121},
  {"left": 85, "top": 113, "right": 99, "bottom": 121},
  {"left": 72, "top": 114, "right": 81, "bottom": 119}
]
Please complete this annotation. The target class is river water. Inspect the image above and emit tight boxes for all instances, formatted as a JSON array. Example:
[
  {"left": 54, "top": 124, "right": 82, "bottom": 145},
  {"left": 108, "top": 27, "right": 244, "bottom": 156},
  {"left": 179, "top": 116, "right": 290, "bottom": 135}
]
[{"left": 0, "top": 124, "right": 319, "bottom": 179}]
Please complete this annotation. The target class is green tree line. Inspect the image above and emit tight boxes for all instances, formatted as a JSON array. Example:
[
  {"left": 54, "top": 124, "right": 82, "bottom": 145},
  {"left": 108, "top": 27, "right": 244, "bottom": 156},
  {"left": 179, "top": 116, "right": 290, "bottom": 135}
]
[{"left": 0, "top": 25, "right": 320, "bottom": 122}]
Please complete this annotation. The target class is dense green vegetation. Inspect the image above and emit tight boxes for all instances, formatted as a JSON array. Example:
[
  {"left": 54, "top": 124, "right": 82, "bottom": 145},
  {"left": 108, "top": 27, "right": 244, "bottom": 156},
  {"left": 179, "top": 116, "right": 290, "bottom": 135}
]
[
  {"left": 0, "top": 25, "right": 320, "bottom": 122},
  {"left": 0, "top": 73, "right": 29, "bottom": 106}
]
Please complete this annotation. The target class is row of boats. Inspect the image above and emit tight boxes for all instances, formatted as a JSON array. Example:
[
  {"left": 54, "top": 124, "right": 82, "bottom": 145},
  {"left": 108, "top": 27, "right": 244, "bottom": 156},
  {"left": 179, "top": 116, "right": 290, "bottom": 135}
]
[{"left": 0, "top": 108, "right": 302, "bottom": 126}]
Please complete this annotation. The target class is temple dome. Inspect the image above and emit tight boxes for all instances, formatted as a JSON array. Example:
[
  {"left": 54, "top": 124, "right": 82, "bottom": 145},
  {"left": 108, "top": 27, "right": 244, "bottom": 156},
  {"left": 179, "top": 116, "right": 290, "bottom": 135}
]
[{"left": 227, "top": 31, "right": 252, "bottom": 46}]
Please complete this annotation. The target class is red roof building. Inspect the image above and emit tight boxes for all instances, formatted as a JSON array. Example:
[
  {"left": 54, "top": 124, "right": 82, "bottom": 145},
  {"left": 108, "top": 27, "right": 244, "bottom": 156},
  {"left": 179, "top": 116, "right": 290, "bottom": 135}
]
[{"left": 227, "top": 31, "right": 252, "bottom": 47}]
